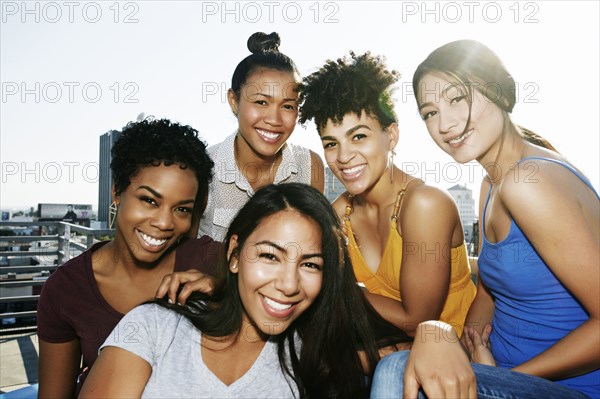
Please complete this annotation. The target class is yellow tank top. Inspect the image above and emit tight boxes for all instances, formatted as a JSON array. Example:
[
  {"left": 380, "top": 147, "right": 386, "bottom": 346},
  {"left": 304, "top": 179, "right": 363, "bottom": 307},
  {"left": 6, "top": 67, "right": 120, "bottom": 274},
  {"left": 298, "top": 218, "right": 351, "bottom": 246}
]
[{"left": 344, "top": 182, "right": 476, "bottom": 336}]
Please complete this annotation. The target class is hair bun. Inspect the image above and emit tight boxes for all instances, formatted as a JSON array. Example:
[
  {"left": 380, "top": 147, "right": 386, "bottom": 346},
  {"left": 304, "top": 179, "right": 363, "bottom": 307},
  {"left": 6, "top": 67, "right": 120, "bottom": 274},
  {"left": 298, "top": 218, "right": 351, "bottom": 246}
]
[{"left": 247, "top": 32, "right": 281, "bottom": 53}]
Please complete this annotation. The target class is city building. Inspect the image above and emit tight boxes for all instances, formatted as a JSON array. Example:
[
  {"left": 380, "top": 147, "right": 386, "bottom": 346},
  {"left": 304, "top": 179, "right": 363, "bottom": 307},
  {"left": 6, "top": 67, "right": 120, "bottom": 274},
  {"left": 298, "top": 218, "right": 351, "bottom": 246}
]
[
  {"left": 323, "top": 167, "right": 345, "bottom": 203},
  {"left": 97, "top": 130, "right": 121, "bottom": 228},
  {"left": 447, "top": 184, "right": 475, "bottom": 245}
]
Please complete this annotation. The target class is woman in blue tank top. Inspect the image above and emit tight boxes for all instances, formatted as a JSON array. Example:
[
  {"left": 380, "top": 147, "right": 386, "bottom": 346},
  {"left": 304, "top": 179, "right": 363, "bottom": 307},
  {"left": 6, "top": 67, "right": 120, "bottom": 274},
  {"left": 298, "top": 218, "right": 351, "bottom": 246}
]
[{"left": 371, "top": 40, "right": 599, "bottom": 398}]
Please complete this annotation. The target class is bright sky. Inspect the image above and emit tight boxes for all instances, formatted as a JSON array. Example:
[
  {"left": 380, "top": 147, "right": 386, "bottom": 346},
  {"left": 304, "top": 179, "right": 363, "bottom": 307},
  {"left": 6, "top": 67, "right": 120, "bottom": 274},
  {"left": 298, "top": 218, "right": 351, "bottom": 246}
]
[{"left": 1, "top": 1, "right": 599, "bottom": 212}]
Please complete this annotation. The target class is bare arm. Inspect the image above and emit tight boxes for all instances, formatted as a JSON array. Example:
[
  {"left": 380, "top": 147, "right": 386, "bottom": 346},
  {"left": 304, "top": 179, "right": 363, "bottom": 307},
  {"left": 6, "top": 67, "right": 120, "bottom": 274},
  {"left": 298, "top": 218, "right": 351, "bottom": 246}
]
[
  {"left": 501, "top": 162, "right": 600, "bottom": 379},
  {"left": 463, "top": 179, "right": 495, "bottom": 337},
  {"left": 404, "top": 321, "right": 477, "bottom": 399},
  {"left": 38, "top": 339, "right": 81, "bottom": 399},
  {"left": 366, "top": 187, "right": 457, "bottom": 335},
  {"left": 309, "top": 150, "right": 325, "bottom": 194},
  {"left": 462, "top": 278, "right": 495, "bottom": 338},
  {"left": 79, "top": 347, "right": 151, "bottom": 398}
]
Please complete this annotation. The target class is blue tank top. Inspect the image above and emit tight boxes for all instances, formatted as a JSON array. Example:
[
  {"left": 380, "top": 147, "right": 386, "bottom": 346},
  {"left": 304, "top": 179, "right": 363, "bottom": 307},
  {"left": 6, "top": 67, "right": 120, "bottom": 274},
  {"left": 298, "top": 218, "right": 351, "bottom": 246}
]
[{"left": 479, "top": 157, "right": 599, "bottom": 398}]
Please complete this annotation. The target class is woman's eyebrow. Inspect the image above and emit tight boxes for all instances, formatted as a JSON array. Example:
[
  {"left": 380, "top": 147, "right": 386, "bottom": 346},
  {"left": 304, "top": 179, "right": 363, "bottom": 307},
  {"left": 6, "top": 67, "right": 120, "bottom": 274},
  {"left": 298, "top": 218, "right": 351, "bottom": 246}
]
[
  {"left": 136, "top": 186, "right": 195, "bottom": 204},
  {"left": 253, "top": 240, "right": 323, "bottom": 259}
]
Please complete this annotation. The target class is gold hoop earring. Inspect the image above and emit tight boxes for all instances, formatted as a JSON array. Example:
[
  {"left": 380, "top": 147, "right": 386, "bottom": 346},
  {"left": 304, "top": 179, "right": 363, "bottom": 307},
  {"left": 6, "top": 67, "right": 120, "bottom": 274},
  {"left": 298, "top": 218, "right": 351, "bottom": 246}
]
[
  {"left": 109, "top": 201, "right": 118, "bottom": 229},
  {"left": 388, "top": 150, "right": 396, "bottom": 183}
]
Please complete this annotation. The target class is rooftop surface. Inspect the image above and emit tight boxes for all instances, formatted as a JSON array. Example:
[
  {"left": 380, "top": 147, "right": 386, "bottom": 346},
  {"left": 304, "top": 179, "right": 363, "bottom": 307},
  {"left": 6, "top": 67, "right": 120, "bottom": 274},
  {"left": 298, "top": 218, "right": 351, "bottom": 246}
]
[{"left": 0, "top": 332, "right": 38, "bottom": 395}]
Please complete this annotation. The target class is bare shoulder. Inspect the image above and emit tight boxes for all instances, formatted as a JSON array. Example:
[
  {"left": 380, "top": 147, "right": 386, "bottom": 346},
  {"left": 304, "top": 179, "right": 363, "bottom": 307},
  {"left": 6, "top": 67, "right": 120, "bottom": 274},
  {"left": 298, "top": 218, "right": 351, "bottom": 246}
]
[
  {"left": 403, "top": 181, "right": 459, "bottom": 215},
  {"left": 399, "top": 181, "right": 461, "bottom": 239},
  {"left": 499, "top": 158, "right": 589, "bottom": 207}
]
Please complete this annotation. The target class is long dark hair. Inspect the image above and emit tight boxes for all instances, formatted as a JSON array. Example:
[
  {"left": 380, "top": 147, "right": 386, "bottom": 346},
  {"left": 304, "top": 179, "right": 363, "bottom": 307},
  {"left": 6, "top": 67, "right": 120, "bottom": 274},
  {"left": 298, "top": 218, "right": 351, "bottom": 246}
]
[
  {"left": 413, "top": 39, "right": 557, "bottom": 152},
  {"left": 155, "top": 183, "right": 410, "bottom": 398}
]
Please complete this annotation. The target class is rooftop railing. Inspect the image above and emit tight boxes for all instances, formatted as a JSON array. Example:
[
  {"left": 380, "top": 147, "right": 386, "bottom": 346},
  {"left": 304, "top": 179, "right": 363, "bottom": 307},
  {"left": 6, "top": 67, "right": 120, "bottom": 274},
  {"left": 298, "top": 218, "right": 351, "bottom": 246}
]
[{"left": 0, "top": 221, "right": 113, "bottom": 335}]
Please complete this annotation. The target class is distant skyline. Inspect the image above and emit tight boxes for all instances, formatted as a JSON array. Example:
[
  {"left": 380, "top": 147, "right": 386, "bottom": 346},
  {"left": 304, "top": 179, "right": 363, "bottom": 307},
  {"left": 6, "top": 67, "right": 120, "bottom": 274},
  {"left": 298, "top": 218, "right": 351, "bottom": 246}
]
[{"left": 2, "top": 1, "right": 599, "bottom": 211}]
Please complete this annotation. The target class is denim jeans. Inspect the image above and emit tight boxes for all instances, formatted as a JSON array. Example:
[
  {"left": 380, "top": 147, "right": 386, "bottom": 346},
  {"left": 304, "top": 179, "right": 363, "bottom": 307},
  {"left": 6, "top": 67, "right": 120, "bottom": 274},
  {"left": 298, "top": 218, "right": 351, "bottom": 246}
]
[{"left": 370, "top": 351, "right": 591, "bottom": 399}]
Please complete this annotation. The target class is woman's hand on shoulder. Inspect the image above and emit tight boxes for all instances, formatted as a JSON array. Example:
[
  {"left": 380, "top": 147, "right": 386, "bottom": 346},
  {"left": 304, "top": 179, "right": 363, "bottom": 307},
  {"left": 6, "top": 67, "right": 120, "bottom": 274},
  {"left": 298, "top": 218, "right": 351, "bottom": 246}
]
[
  {"left": 155, "top": 269, "right": 215, "bottom": 305},
  {"left": 405, "top": 321, "right": 477, "bottom": 399}
]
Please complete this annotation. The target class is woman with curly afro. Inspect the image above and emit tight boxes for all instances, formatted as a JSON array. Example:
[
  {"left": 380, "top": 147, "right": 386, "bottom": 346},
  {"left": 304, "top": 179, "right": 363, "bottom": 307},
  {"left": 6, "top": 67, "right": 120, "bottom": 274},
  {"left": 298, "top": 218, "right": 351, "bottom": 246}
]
[
  {"left": 37, "top": 118, "right": 221, "bottom": 398},
  {"left": 299, "top": 52, "right": 476, "bottom": 338}
]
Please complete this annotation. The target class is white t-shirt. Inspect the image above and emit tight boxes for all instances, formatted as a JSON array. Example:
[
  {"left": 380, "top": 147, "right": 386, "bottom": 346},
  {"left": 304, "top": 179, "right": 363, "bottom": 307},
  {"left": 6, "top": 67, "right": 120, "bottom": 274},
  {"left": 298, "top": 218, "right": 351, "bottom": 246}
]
[{"left": 101, "top": 304, "right": 299, "bottom": 398}]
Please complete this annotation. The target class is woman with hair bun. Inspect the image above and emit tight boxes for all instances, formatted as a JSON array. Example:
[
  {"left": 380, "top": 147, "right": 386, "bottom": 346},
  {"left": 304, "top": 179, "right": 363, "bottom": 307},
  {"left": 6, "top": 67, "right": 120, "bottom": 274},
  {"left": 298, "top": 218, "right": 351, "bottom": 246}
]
[{"left": 196, "top": 31, "right": 325, "bottom": 243}]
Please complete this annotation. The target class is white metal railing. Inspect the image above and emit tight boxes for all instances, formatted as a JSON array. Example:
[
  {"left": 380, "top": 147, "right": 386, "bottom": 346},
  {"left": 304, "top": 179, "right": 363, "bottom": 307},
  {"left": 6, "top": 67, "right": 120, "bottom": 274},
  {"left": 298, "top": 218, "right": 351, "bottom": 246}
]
[{"left": 0, "top": 221, "right": 113, "bottom": 334}]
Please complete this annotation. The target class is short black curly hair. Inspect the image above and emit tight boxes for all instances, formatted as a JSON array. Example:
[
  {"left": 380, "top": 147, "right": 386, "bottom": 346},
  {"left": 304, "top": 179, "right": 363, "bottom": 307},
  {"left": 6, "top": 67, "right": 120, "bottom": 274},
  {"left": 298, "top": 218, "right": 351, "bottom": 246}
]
[
  {"left": 299, "top": 52, "right": 399, "bottom": 133},
  {"left": 110, "top": 118, "right": 214, "bottom": 204}
]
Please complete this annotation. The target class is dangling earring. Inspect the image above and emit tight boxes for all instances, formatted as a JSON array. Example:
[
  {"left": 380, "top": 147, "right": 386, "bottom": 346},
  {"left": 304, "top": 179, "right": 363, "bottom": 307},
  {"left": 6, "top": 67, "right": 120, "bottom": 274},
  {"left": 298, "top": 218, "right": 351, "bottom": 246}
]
[
  {"left": 388, "top": 149, "right": 396, "bottom": 183},
  {"left": 109, "top": 201, "right": 118, "bottom": 229}
]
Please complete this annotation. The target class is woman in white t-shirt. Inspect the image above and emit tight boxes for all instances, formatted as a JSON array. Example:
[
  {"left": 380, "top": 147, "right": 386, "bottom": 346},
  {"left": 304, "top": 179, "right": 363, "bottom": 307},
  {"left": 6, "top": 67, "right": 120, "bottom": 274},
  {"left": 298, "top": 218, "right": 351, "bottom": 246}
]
[{"left": 80, "top": 183, "right": 430, "bottom": 398}]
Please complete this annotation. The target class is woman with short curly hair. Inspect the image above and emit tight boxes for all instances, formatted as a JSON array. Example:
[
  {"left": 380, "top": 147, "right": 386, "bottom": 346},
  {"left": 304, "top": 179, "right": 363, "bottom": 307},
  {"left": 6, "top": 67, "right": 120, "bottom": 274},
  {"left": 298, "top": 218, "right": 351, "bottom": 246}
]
[
  {"left": 299, "top": 52, "right": 476, "bottom": 337},
  {"left": 37, "top": 118, "right": 221, "bottom": 399}
]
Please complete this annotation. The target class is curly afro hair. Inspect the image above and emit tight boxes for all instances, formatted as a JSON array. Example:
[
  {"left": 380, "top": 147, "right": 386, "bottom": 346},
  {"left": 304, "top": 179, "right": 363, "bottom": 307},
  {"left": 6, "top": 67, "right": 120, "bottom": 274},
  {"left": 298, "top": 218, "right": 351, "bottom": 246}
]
[
  {"left": 299, "top": 51, "right": 399, "bottom": 133},
  {"left": 110, "top": 118, "right": 214, "bottom": 203}
]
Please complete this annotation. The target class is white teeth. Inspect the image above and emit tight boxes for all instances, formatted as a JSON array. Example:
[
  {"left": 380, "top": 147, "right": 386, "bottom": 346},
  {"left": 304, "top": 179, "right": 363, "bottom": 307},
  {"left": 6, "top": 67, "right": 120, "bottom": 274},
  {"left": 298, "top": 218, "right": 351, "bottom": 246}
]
[
  {"left": 341, "top": 165, "right": 365, "bottom": 175},
  {"left": 257, "top": 129, "right": 280, "bottom": 140},
  {"left": 263, "top": 296, "right": 292, "bottom": 310},
  {"left": 449, "top": 129, "right": 473, "bottom": 144},
  {"left": 139, "top": 231, "right": 167, "bottom": 247}
]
